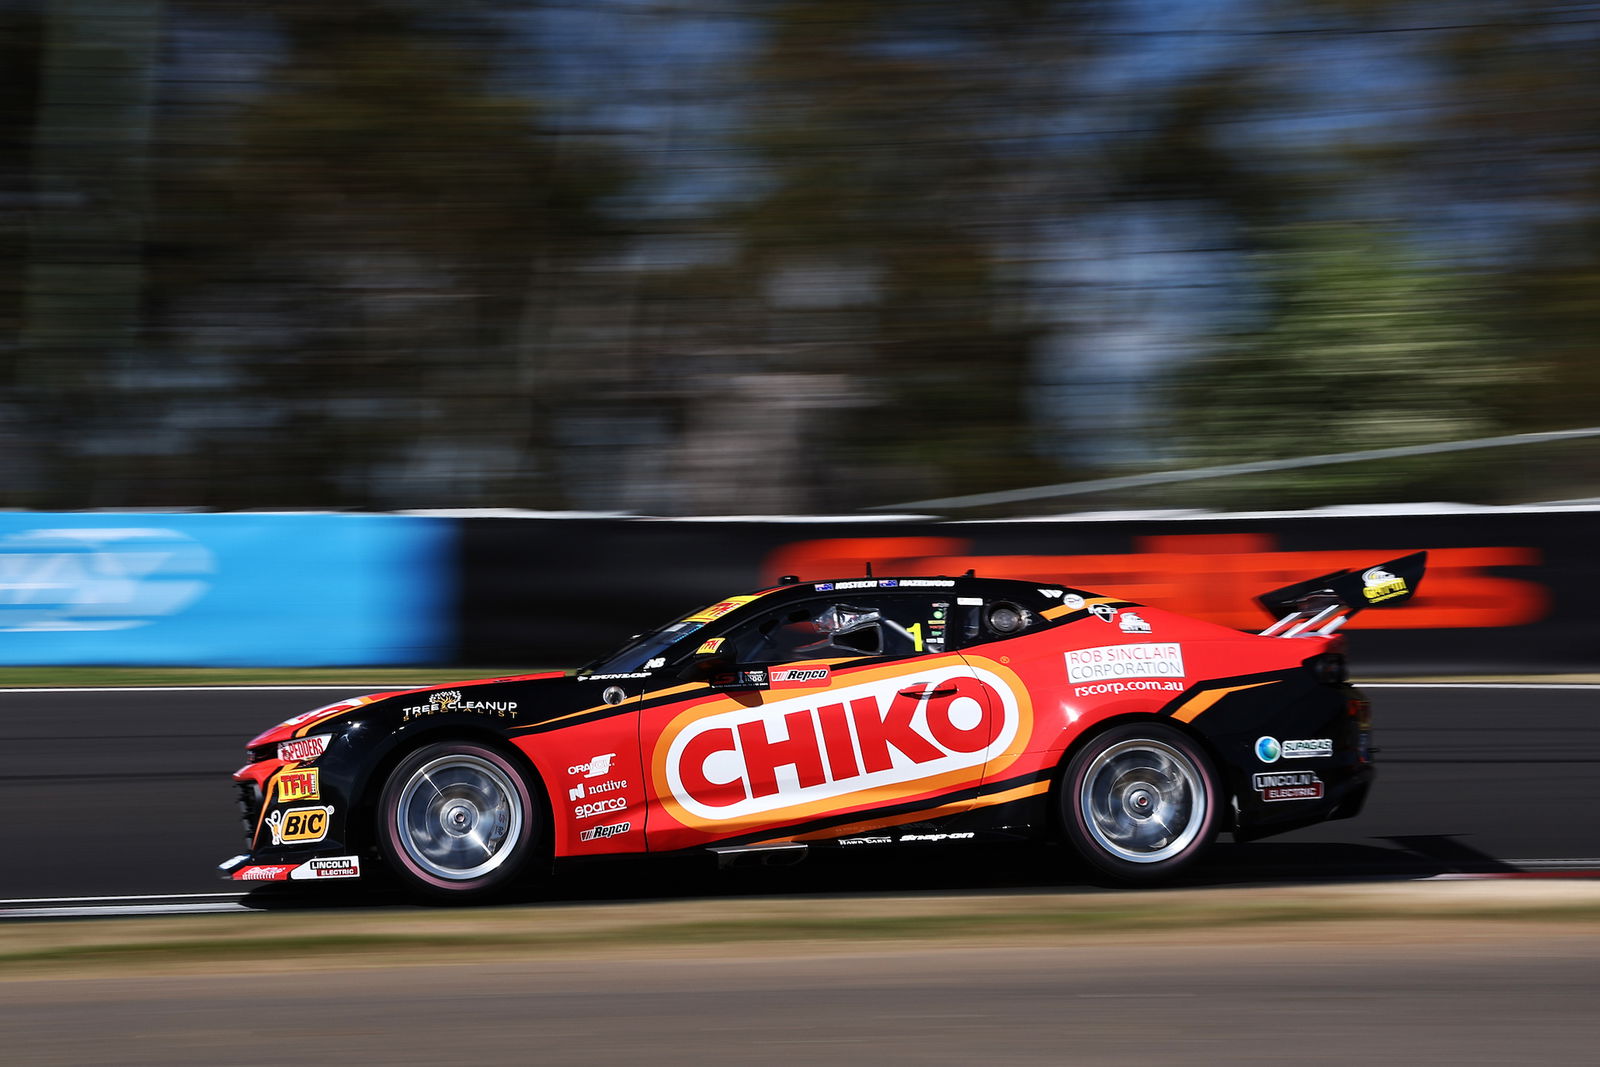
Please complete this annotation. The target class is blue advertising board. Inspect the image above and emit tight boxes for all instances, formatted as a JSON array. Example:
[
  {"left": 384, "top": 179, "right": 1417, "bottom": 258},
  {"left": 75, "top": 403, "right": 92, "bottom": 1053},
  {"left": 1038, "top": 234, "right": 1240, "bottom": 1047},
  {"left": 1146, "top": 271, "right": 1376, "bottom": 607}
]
[{"left": 0, "top": 513, "right": 453, "bottom": 665}]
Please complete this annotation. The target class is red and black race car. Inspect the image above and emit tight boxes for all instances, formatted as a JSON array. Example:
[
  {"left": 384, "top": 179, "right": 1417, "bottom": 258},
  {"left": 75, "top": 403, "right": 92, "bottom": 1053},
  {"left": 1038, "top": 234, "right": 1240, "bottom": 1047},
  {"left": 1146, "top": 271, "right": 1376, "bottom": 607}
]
[{"left": 220, "top": 553, "right": 1426, "bottom": 900}]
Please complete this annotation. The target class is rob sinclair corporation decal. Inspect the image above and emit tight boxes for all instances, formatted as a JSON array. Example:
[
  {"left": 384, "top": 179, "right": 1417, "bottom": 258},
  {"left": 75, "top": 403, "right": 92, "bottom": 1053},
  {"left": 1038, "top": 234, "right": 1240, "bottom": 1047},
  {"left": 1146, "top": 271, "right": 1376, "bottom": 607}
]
[{"left": 1064, "top": 643, "right": 1185, "bottom": 684}]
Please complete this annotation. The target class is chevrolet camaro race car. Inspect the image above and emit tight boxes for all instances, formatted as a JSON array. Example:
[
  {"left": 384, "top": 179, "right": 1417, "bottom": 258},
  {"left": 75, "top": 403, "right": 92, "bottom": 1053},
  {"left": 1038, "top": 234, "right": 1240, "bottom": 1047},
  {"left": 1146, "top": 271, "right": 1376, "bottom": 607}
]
[{"left": 220, "top": 553, "right": 1426, "bottom": 900}]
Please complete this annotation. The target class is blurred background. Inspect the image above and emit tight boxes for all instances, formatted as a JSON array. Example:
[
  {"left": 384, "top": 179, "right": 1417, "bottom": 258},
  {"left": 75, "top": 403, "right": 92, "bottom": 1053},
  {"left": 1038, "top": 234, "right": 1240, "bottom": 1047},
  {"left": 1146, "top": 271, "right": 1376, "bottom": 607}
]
[{"left": 5, "top": 0, "right": 1600, "bottom": 518}]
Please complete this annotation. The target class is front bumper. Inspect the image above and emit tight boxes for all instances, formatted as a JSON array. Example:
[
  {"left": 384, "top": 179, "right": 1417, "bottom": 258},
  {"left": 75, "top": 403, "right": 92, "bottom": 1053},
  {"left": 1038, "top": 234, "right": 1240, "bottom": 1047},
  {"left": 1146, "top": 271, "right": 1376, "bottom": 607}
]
[{"left": 218, "top": 851, "right": 362, "bottom": 882}]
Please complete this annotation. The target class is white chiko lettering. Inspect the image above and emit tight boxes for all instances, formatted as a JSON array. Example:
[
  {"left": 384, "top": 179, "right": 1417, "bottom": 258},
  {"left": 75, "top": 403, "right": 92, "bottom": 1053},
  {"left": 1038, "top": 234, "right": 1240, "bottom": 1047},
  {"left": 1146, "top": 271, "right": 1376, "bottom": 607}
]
[
  {"left": 663, "top": 664, "right": 1021, "bottom": 823},
  {"left": 1064, "top": 643, "right": 1185, "bottom": 684}
]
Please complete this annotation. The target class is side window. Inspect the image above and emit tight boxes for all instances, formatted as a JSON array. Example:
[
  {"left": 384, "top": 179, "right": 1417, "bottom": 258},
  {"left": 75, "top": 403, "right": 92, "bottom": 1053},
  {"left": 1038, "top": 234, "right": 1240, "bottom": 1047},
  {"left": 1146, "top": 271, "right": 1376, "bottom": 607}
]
[{"left": 725, "top": 596, "right": 957, "bottom": 665}]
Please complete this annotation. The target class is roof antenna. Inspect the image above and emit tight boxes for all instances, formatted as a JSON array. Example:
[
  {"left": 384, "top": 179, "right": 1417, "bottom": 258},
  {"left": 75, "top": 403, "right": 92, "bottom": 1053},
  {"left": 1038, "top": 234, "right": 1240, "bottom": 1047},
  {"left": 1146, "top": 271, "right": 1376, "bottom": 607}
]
[{"left": 865, "top": 561, "right": 874, "bottom": 578}]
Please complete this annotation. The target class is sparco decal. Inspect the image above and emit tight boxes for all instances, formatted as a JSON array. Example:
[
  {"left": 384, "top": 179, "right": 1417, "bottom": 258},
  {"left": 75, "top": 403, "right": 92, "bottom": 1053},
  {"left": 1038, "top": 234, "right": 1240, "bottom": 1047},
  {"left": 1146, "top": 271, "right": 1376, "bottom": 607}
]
[
  {"left": 574, "top": 796, "right": 627, "bottom": 820},
  {"left": 657, "top": 661, "right": 1025, "bottom": 825}
]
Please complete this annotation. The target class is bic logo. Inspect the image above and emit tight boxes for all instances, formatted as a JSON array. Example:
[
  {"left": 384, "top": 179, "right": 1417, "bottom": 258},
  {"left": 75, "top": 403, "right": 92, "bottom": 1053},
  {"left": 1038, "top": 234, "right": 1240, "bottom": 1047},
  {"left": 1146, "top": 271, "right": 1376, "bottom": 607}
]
[
  {"left": 266, "top": 805, "right": 333, "bottom": 845},
  {"left": 275, "top": 768, "right": 320, "bottom": 803}
]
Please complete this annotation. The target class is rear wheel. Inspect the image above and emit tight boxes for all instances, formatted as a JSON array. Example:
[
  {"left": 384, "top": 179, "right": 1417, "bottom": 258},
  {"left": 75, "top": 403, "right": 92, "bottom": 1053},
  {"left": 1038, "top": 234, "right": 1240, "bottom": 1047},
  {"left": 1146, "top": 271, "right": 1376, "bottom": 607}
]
[
  {"left": 376, "top": 741, "right": 539, "bottom": 902},
  {"left": 1060, "top": 723, "right": 1219, "bottom": 882}
]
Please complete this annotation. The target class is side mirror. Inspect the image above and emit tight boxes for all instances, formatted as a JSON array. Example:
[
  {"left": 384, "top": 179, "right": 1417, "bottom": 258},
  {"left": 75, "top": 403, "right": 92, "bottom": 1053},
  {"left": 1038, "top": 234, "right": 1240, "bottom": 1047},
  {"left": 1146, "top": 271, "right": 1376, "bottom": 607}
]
[{"left": 683, "top": 656, "right": 769, "bottom": 691}]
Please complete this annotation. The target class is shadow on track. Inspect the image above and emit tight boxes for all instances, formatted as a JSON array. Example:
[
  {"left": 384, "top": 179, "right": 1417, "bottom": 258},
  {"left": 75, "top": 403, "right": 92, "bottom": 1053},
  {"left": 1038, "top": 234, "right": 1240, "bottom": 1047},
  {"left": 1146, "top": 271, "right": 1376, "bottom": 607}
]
[{"left": 236, "top": 834, "right": 1514, "bottom": 912}]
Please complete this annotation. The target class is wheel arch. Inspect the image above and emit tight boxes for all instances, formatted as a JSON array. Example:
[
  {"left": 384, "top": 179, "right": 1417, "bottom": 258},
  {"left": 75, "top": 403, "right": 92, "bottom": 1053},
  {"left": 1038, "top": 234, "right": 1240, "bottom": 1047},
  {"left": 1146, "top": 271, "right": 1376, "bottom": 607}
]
[
  {"left": 1047, "top": 711, "right": 1235, "bottom": 837},
  {"left": 353, "top": 721, "right": 554, "bottom": 871}
]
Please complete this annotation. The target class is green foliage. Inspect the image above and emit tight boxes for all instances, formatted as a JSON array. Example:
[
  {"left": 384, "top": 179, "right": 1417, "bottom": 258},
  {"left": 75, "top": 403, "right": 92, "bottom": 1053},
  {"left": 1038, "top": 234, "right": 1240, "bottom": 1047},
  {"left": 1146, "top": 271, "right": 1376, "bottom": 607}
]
[{"left": 1170, "top": 225, "right": 1512, "bottom": 506}]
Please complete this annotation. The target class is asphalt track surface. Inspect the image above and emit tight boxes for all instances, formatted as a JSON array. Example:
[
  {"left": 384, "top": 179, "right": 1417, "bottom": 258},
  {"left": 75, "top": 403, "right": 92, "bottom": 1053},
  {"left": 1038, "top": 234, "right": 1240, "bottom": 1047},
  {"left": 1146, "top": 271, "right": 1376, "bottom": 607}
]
[
  {"left": 2, "top": 681, "right": 1596, "bottom": 904},
  {"left": 3, "top": 682, "right": 1599, "bottom": 1064},
  {"left": 7, "top": 932, "right": 1600, "bottom": 1065}
]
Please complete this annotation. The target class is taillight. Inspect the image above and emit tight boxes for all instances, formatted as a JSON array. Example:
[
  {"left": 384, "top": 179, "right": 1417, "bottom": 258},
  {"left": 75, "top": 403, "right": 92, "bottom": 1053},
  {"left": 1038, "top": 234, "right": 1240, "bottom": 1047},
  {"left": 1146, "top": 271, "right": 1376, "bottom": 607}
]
[{"left": 1306, "top": 652, "right": 1348, "bottom": 685}]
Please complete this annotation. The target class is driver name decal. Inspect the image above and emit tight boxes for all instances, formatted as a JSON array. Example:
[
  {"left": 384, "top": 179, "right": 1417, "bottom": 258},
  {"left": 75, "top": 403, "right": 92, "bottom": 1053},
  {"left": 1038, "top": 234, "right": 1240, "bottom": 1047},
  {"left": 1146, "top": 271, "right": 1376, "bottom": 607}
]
[{"left": 657, "top": 662, "right": 1024, "bottom": 826}]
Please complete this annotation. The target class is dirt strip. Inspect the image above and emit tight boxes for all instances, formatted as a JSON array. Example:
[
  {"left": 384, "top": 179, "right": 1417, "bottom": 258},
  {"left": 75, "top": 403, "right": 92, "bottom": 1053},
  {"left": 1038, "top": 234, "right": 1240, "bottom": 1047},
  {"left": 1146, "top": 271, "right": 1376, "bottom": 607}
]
[{"left": 5, "top": 879, "right": 1599, "bottom": 981}]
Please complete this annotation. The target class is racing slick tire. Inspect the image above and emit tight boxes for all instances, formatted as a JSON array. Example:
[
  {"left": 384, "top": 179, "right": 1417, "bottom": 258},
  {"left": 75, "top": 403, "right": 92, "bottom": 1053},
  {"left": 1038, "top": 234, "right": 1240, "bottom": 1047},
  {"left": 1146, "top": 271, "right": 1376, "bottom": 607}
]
[
  {"left": 376, "top": 741, "right": 541, "bottom": 903},
  {"left": 1060, "top": 722, "right": 1220, "bottom": 883}
]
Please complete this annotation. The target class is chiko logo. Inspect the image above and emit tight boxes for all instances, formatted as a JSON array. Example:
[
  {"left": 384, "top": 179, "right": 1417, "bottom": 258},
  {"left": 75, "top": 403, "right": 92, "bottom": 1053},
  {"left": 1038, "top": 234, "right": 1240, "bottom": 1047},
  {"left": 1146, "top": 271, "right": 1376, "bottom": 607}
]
[
  {"left": 661, "top": 664, "right": 1022, "bottom": 823},
  {"left": 1118, "top": 612, "right": 1151, "bottom": 634},
  {"left": 569, "top": 753, "right": 615, "bottom": 778},
  {"left": 579, "top": 821, "right": 631, "bottom": 842},
  {"left": 1255, "top": 736, "right": 1283, "bottom": 763},
  {"left": 1065, "top": 644, "right": 1184, "bottom": 684},
  {"left": 401, "top": 689, "right": 518, "bottom": 722},
  {"left": 1361, "top": 567, "right": 1408, "bottom": 603},
  {"left": 0, "top": 526, "right": 214, "bottom": 633},
  {"left": 265, "top": 805, "right": 333, "bottom": 845}
]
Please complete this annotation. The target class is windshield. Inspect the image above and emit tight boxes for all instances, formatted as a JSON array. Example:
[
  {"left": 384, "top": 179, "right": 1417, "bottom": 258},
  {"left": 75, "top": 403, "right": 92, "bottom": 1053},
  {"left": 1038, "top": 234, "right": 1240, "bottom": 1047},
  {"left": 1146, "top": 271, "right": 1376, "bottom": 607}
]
[
  {"left": 582, "top": 618, "right": 708, "bottom": 675},
  {"left": 582, "top": 592, "right": 769, "bottom": 675}
]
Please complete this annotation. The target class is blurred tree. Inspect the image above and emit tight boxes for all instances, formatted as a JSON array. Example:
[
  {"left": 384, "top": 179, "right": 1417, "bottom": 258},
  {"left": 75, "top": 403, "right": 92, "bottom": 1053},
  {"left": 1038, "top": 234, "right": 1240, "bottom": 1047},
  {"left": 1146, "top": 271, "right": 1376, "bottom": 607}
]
[
  {"left": 1169, "top": 224, "right": 1509, "bottom": 506},
  {"left": 646, "top": 0, "right": 1088, "bottom": 512},
  {"left": 138, "top": 0, "right": 624, "bottom": 509}
]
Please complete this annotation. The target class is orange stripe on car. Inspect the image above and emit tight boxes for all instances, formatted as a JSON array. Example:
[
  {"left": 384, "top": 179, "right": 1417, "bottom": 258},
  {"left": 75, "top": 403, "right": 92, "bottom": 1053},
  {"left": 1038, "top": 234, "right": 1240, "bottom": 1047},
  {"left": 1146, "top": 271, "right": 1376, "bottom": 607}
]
[{"left": 1169, "top": 680, "right": 1278, "bottom": 723}]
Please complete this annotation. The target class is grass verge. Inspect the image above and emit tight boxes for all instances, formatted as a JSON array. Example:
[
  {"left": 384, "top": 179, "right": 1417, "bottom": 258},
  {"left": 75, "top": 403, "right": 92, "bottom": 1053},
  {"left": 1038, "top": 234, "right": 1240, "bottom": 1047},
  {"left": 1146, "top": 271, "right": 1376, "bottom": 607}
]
[{"left": 5, "top": 882, "right": 1600, "bottom": 979}]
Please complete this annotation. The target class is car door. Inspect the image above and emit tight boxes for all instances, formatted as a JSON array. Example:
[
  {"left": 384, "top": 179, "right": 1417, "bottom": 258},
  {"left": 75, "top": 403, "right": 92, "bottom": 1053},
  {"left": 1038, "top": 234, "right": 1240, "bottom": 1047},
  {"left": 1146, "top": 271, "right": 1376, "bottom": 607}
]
[{"left": 636, "top": 590, "right": 1003, "bottom": 852}]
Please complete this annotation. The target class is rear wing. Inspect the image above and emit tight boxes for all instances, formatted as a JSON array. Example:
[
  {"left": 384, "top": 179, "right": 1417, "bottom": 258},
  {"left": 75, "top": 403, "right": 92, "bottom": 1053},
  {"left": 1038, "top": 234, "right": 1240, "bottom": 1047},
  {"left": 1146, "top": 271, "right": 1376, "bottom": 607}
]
[{"left": 1256, "top": 551, "right": 1427, "bottom": 637}]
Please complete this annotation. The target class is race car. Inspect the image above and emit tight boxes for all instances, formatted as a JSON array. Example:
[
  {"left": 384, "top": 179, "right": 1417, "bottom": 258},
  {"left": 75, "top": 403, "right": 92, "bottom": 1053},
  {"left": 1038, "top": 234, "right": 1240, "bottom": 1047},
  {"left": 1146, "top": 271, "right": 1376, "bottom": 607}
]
[{"left": 219, "top": 553, "right": 1426, "bottom": 900}]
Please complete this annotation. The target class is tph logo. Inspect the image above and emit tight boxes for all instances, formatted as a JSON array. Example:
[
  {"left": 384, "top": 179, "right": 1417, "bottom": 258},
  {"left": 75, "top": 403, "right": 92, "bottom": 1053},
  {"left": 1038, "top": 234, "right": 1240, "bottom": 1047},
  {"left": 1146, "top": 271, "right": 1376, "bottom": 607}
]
[{"left": 0, "top": 527, "right": 214, "bottom": 632}]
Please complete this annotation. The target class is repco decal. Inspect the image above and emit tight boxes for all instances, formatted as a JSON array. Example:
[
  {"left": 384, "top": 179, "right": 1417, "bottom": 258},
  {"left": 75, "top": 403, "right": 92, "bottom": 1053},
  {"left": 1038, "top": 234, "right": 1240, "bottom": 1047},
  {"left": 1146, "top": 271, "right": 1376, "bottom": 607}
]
[{"left": 653, "top": 659, "right": 1028, "bottom": 830}]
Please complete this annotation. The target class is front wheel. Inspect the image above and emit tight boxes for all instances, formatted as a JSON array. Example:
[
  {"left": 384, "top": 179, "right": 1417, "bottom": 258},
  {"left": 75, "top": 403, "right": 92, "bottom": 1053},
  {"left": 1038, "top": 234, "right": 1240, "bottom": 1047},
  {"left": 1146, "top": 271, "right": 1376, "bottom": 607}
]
[
  {"left": 376, "top": 741, "right": 540, "bottom": 902},
  {"left": 1060, "top": 723, "right": 1220, "bottom": 883}
]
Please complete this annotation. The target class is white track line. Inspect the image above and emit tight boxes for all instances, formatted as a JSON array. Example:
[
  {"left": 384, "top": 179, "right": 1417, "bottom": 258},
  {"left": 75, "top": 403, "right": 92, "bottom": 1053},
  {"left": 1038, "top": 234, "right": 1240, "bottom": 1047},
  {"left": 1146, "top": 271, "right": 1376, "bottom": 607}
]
[
  {"left": 1361, "top": 683, "right": 1600, "bottom": 690},
  {"left": 2, "top": 902, "right": 256, "bottom": 919},
  {"left": 0, "top": 891, "right": 249, "bottom": 905}
]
